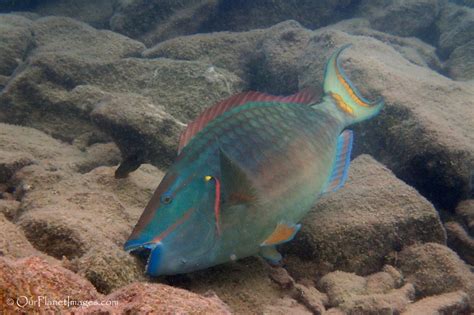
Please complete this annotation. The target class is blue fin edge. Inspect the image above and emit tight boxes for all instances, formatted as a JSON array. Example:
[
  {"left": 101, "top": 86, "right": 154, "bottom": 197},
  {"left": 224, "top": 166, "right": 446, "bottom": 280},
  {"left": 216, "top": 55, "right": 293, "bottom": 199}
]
[{"left": 323, "top": 130, "right": 353, "bottom": 193}]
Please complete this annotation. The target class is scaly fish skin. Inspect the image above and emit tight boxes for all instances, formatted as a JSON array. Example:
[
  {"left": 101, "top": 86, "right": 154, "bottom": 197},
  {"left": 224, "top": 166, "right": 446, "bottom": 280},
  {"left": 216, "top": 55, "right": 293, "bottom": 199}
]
[{"left": 124, "top": 45, "right": 384, "bottom": 276}]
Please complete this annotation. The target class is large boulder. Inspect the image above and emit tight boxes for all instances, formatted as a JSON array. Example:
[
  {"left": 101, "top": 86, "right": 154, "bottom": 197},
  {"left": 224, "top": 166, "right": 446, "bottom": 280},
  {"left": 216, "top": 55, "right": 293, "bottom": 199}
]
[
  {"left": 397, "top": 243, "right": 474, "bottom": 309},
  {"left": 145, "top": 20, "right": 312, "bottom": 94},
  {"left": 298, "top": 29, "right": 474, "bottom": 209},
  {"left": 72, "top": 282, "right": 231, "bottom": 314},
  {"left": 318, "top": 267, "right": 414, "bottom": 314},
  {"left": 110, "top": 0, "right": 220, "bottom": 46},
  {"left": 286, "top": 155, "right": 446, "bottom": 275},
  {"left": 446, "top": 41, "right": 474, "bottom": 81},
  {"left": 437, "top": 3, "right": 474, "bottom": 81},
  {"left": 0, "top": 14, "right": 33, "bottom": 78},
  {"left": 34, "top": 0, "right": 117, "bottom": 29},
  {"left": 0, "top": 213, "right": 54, "bottom": 260},
  {"left": 437, "top": 3, "right": 474, "bottom": 58},
  {"left": 0, "top": 15, "right": 244, "bottom": 170},
  {"left": 0, "top": 256, "right": 101, "bottom": 314},
  {"left": 325, "top": 18, "right": 443, "bottom": 73},
  {"left": 13, "top": 164, "right": 161, "bottom": 293},
  {"left": 355, "top": 0, "right": 442, "bottom": 39}
]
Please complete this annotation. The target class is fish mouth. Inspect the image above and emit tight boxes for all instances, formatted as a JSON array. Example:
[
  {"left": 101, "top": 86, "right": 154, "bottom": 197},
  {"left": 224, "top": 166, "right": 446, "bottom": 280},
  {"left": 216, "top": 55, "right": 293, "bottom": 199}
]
[{"left": 124, "top": 240, "right": 163, "bottom": 276}]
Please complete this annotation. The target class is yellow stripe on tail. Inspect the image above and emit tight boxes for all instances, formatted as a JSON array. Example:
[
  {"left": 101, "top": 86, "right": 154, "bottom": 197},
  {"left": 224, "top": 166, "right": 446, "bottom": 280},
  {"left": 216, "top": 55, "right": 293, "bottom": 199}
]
[{"left": 323, "top": 45, "right": 384, "bottom": 125}]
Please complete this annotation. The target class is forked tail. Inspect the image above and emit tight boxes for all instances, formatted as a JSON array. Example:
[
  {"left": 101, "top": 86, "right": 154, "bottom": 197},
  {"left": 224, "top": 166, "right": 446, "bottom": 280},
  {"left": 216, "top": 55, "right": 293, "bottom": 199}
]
[{"left": 322, "top": 44, "right": 384, "bottom": 126}]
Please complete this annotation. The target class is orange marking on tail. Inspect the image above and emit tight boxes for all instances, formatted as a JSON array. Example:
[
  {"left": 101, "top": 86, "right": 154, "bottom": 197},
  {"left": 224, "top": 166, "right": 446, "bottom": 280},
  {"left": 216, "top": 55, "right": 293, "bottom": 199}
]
[
  {"left": 329, "top": 92, "right": 355, "bottom": 116},
  {"left": 334, "top": 59, "right": 370, "bottom": 108}
]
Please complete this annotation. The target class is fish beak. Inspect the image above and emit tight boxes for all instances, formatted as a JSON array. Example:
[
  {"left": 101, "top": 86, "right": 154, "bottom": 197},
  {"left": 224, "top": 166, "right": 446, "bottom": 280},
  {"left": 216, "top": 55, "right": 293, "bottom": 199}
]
[{"left": 124, "top": 240, "right": 163, "bottom": 276}]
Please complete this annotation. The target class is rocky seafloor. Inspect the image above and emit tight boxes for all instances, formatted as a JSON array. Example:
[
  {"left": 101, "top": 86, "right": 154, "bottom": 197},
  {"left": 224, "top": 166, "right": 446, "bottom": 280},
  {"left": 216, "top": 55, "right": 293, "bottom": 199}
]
[{"left": 0, "top": 0, "right": 473, "bottom": 314}]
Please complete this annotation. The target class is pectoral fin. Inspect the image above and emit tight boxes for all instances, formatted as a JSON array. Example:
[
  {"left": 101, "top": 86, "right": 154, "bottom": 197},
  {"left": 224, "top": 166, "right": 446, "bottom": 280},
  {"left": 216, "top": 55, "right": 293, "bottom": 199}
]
[
  {"left": 259, "top": 246, "right": 282, "bottom": 265},
  {"left": 323, "top": 130, "right": 353, "bottom": 193},
  {"left": 219, "top": 147, "right": 258, "bottom": 205},
  {"left": 261, "top": 222, "right": 301, "bottom": 246}
]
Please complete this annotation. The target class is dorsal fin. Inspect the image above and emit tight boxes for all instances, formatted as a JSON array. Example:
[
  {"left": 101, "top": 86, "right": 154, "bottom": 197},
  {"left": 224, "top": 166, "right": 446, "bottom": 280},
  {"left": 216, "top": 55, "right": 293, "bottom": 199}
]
[{"left": 177, "top": 88, "right": 318, "bottom": 153}]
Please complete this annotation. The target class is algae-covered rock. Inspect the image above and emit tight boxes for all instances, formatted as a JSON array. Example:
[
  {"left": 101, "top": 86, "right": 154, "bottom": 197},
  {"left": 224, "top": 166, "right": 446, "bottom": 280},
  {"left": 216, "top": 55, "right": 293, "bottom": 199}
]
[
  {"left": 0, "top": 256, "right": 101, "bottom": 314},
  {"left": 1, "top": 16, "right": 244, "bottom": 169},
  {"left": 318, "top": 268, "right": 415, "bottom": 314},
  {"left": 71, "top": 282, "right": 231, "bottom": 314},
  {"left": 445, "top": 221, "right": 474, "bottom": 265},
  {"left": 446, "top": 41, "right": 474, "bottom": 81},
  {"left": 0, "top": 14, "right": 33, "bottom": 77},
  {"left": 398, "top": 242, "right": 474, "bottom": 309},
  {"left": 402, "top": 291, "right": 470, "bottom": 315},
  {"left": 356, "top": 0, "right": 442, "bottom": 39},
  {"left": 437, "top": 3, "right": 474, "bottom": 58},
  {"left": 299, "top": 29, "right": 474, "bottom": 209},
  {"left": 110, "top": 0, "right": 220, "bottom": 46},
  {"left": 0, "top": 214, "right": 54, "bottom": 260},
  {"left": 287, "top": 155, "right": 445, "bottom": 275}
]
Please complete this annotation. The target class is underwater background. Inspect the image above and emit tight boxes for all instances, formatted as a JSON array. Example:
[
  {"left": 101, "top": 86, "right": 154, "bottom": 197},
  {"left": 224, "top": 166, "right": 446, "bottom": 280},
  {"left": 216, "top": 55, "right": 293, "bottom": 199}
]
[{"left": 0, "top": 0, "right": 473, "bottom": 313}]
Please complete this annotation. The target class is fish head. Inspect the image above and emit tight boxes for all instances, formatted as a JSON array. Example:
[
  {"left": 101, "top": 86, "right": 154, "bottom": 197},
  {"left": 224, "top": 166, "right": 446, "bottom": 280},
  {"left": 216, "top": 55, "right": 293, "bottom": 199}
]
[{"left": 124, "top": 166, "right": 218, "bottom": 276}]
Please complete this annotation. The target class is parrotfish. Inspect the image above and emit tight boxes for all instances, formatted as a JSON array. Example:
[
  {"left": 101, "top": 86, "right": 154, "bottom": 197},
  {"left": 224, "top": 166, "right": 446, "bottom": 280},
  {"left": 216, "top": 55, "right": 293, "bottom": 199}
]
[{"left": 124, "top": 45, "right": 384, "bottom": 276}]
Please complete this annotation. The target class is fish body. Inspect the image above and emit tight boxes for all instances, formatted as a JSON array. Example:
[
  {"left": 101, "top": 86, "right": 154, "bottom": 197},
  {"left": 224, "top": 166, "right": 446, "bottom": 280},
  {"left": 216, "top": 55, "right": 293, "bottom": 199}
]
[{"left": 124, "top": 45, "right": 384, "bottom": 276}]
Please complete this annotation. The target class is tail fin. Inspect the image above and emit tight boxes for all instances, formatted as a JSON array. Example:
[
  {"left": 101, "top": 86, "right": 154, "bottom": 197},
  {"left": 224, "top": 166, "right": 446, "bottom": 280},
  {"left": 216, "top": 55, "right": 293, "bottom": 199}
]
[{"left": 323, "top": 44, "right": 384, "bottom": 125}]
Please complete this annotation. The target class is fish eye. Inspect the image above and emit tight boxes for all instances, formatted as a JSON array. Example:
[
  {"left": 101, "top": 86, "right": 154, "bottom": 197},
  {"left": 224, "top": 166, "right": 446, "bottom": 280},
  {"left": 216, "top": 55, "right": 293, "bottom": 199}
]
[{"left": 160, "top": 194, "right": 173, "bottom": 205}]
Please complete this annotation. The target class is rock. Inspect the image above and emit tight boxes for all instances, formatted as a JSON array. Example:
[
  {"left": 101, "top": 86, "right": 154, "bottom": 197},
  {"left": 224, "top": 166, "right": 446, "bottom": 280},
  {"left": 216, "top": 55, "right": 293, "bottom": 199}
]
[
  {"left": 13, "top": 163, "right": 161, "bottom": 293},
  {"left": 251, "top": 21, "right": 313, "bottom": 94},
  {"left": 445, "top": 221, "right": 474, "bottom": 265},
  {"left": 143, "top": 26, "right": 265, "bottom": 83},
  {"left": 0, "top": 123, "right": 119, "bottom": 177},
  {"left": 398, "top": 242, "right": 474, "bottom": 309},
  {"left": 0, "top": 256, "right": 101, "bottom": 314},
  {"left": 318, "top": 271, "right": 367, "bottom": 307},
  {"left": 287, "top": 155, "right": 446, "bottom": 275},
  {"left": 340, "top": 284, "right": 415, "bottom": 314},
  {"left": 145, "top": 20, "right": 312, "bottom": 94},
  {"left": 269, "top": 266, "right": 295, "bottom": 290},
  {"left": 176, "top": 257, "right": 284, "bottom": 314},
  {"left": 71, "top": 241, "right": 146, "bottom": 294},
  {"left": 17, "top": 165, "right": 162, "bottom": 260},
  {"left": 456, "top": 200, "right": 474, "bottom": 234},
  {"left": 35, "top": 0, "right": 117, "bottom": 29},
  {"left": 0, "top": 14, "right": 33, "bottom": 77},
  {"left": 365, "top": 267, "right": 403, "bottom": 294},
  {"left": 326, "top": 18, "right": 443, "bottom": 72},
  {"left": 201, "top": 0, "right": 355, "bottom": 33},
  {"left": 32, "top": 16, "right": 144, "bottom": 60},
  {"left": 0, "top": 199, "right": 20, "bottom": 220},
  {"left": 110, "top": 0, "right": 220, "bottom": 46},
  {"left": 446, "top": 41, "right": 474, "bottom": 81},
  {"left": 402, "top": 291, "right": 471, "bottom": 315},
  {"left": 356, "top": 0, "right": 442, "bottom": 39},
  {"left": 293, "top": 284, "right": 327, "bottom": 314},
  {"left": 89, "top": 90, "right": 185, "bottom": 172},
  {"left": 1, "top": 21, "right": 244, "bottom": 167},
  {"left": 298, "top": 29, "right": 474, "bottom": 209},
  {"left": 71, "top": 282, "right": 231, "bottom": 314},
  {"left": 437, "top": 3, "right": 474, "bottom": 58},
  {"left": 318, "top": 269, "right": 415, "bottom": 313},
  {"left": 0, "top": 150, "right": 33, "bottom": 183},
  {"left": 76, "top": 142, "right": 122, "bottom": 174},
  {"left": 0, "top": 214, "right": 53, "bottom": 260},
  {"left": 262, "top": 297, "right": 312, "bottom": 315}
]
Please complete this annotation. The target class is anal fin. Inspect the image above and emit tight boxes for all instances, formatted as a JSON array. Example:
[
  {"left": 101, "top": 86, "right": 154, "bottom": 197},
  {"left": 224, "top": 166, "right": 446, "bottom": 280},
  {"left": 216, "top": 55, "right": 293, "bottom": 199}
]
[
  {"left": 323, "top": 130, "right": 353, "bottom": 193},
  {"left": 259, "top": 246, "right": 282, "bottom": 265},
  {"left": 261, "top": 222, "right": 301, "bottom": 246}
]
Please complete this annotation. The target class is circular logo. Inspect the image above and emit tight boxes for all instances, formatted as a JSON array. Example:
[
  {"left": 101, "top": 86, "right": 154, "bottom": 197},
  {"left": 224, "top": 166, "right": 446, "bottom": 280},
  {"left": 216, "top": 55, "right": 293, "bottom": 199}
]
[{"left": 16, "top": 296, "right": 29, "bottom": 308}]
